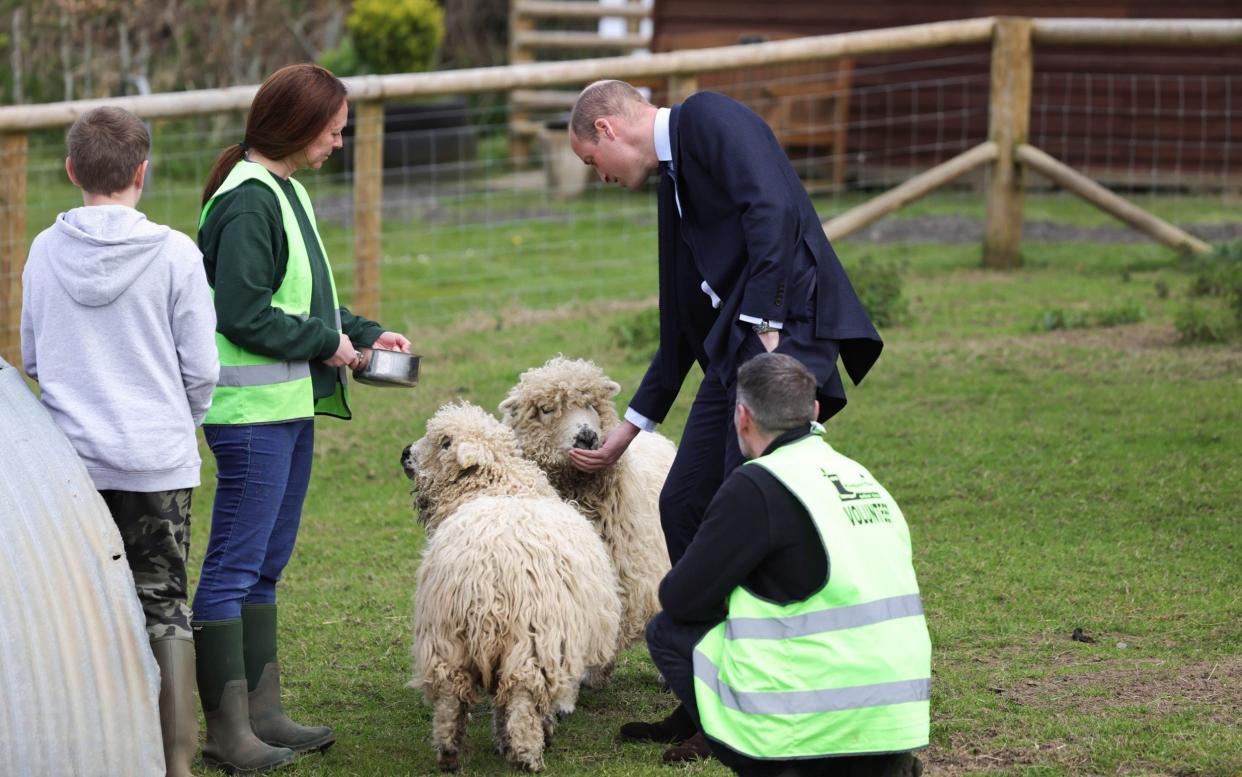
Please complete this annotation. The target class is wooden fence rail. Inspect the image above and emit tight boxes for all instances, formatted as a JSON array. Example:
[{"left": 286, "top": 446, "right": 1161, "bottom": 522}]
[{"left": 2, "top": 16, "right": 1239, "bottom": 366}]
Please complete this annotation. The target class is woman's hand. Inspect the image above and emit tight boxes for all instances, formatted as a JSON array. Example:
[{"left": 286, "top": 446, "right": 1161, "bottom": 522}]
[
  {"left": 325, "top": 333, "right": 360, "bottom": 368},
  {"left": 373, "top": 331, "right": 412, "bottom": 353}
]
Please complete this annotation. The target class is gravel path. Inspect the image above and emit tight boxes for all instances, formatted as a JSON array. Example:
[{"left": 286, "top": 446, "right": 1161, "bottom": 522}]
[
  {"left": 844, "top": 215, "right": 1242, "bottom": 244},
  {"left": 317, "top": 188, "right": 1241, "bottom": 245}
]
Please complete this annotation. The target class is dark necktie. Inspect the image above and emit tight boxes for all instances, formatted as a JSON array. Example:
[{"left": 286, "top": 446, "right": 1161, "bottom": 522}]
[{"left": 657, "top": 162, "right": 679, "bottom": 387}]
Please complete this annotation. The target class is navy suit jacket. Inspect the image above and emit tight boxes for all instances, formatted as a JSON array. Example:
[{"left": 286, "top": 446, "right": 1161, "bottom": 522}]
[{"left": 629, "top": 92, "right": 883, "bottom": 424}]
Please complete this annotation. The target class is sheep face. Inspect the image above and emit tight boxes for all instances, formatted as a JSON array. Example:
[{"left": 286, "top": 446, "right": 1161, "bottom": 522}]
[
  {"left": 400, "top": 402, "right": 523, "bottom": 532},
  {"left": 499, "top": 357, "right": 621, "bottom": 474}
]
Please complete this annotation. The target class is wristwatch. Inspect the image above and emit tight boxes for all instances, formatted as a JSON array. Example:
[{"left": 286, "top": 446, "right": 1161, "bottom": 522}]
[{"left": 752, "top": 319, "right": 778, "bottom": 335}]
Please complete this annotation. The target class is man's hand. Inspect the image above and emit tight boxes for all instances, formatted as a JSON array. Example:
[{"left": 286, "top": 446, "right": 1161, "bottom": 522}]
[
  {"left": 568, "top": 420, "right": 641, "bottom": 472},
  {"left": 374, "top": 331, "right": 412, "bottom": 353},
  {"left": 758, "top": 330, "right": 780, "bottom": 352}
]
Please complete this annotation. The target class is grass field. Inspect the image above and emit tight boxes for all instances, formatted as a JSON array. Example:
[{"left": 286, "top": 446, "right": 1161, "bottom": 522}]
[
  {"left": 20, "top": 165, "right": 1239, "bottom": 774},
  {"left": 167, "top": 182, "right": 1242, "bottom": 776}
]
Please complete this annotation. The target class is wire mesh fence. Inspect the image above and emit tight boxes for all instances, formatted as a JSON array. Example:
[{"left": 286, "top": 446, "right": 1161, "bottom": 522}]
[{"left": 5, "top": 45, "right": 1242, "bottom": 356}]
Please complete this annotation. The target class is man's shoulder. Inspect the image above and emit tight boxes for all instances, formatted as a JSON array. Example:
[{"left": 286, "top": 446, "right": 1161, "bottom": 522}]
[
  {"left": 712, "top": 464, "right": 772, "bottom": 511},
  {"left": 680, "top": 91, "right": 756, "bottom": 125}
]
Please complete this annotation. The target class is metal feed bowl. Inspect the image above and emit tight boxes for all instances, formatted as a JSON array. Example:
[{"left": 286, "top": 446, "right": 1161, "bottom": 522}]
[{"left": 352, "top": 348, "right": 420, "bottom": 388}]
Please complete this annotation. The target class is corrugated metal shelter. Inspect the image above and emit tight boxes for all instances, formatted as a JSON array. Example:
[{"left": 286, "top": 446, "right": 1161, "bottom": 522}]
[{"left": 0, "top": 356, "right": 164, "bottom": 777}]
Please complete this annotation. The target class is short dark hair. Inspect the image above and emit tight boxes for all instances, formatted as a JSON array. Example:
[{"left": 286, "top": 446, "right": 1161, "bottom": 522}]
[
  {"left": 570, "top": 79, "right": 646, "bottom": 143},
  {"left": 736, "top": 353, "right": 817, "bottom": 435},
  {"left": 66, "top": 107, "right": 150, "bottom": 195}
]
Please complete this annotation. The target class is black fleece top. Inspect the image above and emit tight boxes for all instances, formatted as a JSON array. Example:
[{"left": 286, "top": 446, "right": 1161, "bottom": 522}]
[
  {"left": 199, "top": 176, "right": 382, "bottom": 400},
  {"left": 659, "top": 427, "right": 830, "bottom": 624}
]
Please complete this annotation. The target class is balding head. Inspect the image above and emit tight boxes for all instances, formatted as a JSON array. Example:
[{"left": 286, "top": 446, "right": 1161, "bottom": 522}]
[{"left": 570, "top": 80, "right": 648, "bottom": 143}]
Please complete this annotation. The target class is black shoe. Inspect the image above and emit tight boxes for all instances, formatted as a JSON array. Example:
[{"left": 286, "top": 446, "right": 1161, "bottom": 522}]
[
  {"left": 661, "top": 731, "right": 714, "bottom": 764},
  {"left": 617, "top": 704, "right": 696, "bottom": 744}
]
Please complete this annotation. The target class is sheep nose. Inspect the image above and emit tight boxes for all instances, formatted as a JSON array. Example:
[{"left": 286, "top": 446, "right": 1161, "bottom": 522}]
[
  {"left": 573, "top": 427, "right": 599, "bottom": 450},
  {"left": 401, "top": 444, "right": 412, "bottom": 467}
]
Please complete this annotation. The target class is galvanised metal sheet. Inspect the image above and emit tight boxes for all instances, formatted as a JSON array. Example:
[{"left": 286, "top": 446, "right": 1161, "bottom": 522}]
[{"left": 0, "top": 357, "right": 164, "bottom": 777}]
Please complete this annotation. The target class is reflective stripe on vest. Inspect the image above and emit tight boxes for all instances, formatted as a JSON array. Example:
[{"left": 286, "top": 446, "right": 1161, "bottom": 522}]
[
  {"left": 216, "top": 360, "right": 312, "bottom": 388},
  {"left": 695, "top": 655, "right": 931, "bottom": 715},
  {"left": 693, "top": 426, "right": 931, "bottom": 759},
  {"left": 200, "top": 160, "right": 350, "bottom": 424}
]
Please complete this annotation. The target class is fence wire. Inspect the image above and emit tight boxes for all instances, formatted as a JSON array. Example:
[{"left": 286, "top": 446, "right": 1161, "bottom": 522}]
[{"left": 5, "top": 49, "right": 1242, "bottom": 351}]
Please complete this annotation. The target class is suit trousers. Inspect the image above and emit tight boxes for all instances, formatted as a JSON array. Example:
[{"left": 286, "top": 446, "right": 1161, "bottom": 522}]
[{"left": 659, "top": 374, "right": 745, "bottom": 565}]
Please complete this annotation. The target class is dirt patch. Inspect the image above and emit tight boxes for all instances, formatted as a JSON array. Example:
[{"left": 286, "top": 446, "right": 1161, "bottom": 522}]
[
  {"left": 451, "top": 297, "right": 656, "bottom": 334},
  {"left": 1034, "top": 322, "right": 1182, "bottom": 353},
  {"left": 898, "top": 325, "right": 1242, "bottom": 381},
  {"left": 991, "top": 655, "right": 1242, "bottom": 725},
  {"left": 929, "top": 741, "right": 1082, "bottom": 776},
  {"left": 926, "top": 643, "right": 1241, "bottom": 774}
]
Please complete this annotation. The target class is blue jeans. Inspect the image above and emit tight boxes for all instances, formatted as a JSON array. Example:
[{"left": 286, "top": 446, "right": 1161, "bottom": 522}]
[{"left": 193, "top": 419, "right": 315, "bottom": 621}]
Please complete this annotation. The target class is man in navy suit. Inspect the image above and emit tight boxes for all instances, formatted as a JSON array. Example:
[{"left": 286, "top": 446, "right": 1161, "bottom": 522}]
[{"left": 566, "top": 80, "right": 883, "bottom": 762}]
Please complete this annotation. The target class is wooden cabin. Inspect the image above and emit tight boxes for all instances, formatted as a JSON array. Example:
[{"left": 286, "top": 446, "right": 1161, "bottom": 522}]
[{"left": 650, "top": 2, "right": 1242, "bottom": 189}]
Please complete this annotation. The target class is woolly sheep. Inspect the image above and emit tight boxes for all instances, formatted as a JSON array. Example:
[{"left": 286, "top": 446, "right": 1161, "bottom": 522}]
[
  {"left": 401, "top": 402, "right": 621, "bottom": 773},
  {"left": 499, "top": 357, "right": 675, "bottom": 669}
]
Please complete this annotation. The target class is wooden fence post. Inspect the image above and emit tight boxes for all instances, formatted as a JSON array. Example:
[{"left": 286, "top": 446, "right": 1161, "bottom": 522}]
[
  {"left": 0, "top": 132, "right": 27, "bottom": 367},
  {"left": 983, "top": 17, "right": 1033, "bottom": 268},
  {"left": 667, "top": 75, "right": 698, "bottom": 104},
  {"left": 352, "top": 100, "right": 383, "bottom": 321}
]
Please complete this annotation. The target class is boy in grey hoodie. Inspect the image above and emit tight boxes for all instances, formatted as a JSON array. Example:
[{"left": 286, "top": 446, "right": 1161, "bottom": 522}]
[{"left": 20, "top": 106, "right": 218, "bottom": 777}]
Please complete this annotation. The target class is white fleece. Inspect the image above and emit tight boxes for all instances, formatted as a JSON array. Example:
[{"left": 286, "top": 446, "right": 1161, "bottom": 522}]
[{"left": 21, "top": 205, "right": 219, "bottom": 491}]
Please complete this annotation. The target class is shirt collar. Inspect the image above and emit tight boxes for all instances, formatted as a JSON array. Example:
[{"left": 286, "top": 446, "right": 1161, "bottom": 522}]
[
  {"left": 760, "top": 424, "right": 822, "bottom": 457},
  {"left": 653, "top": 107, "right": 673, "bottom": 164}
]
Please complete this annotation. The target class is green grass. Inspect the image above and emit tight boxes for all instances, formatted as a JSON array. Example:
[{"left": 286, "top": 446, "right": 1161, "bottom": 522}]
[
  {"left": 18, "top": 164, "right": 1239, "bottom": 774},
  {"left": 176, "top": 229, "right": 1241, "bottom": 776}
]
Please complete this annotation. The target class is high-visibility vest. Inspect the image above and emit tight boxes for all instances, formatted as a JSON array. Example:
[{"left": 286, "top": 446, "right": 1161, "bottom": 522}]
[
  {"left": 693, "top": 425, "right": 931, "bottom": 759},
  {"left": 200, "top": 160, "right": 350, "bottom": 424}
]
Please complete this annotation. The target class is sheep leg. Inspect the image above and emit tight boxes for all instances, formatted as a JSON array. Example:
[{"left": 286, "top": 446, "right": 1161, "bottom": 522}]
[
  {"left": 492, "top": 702, "right": 511, "bottom": 758},
  {"left": 542, "top": 713, "right": 556, "bottom": 751},
  {"left": 432, "top": 695, "right": 469, "bottom": 772},
  {"left": 501, "top": 688, "right": 545, "bottom": 773},
  {"left": 581, "top": 659, "right": 615, "bottom": 690}
]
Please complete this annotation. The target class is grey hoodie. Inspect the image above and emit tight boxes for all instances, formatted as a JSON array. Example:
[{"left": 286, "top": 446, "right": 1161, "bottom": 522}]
[{"left": 21, "top": 205, "right": 219, "bottom": 492}]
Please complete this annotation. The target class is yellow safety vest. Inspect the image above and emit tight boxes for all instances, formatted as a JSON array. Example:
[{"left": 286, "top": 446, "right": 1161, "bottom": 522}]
[
  {"left": 693, "top": 425, "right": 931, "bottom": 759},
  {"left": 200, "top": 160, "right": 350, "bottom": 424}
]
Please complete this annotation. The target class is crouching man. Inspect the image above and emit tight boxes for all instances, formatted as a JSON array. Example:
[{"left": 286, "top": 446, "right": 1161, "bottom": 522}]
[{"left": 631, "top": 352, "right": 930, "bottom": 777}]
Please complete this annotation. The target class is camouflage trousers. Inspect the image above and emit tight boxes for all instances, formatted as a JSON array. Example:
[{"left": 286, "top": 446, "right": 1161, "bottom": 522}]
[{"left": 99, "top": 488, "right": 193, "bottom": 641}]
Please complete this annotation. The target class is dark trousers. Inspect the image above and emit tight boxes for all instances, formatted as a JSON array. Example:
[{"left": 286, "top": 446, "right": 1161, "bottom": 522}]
[
  {"left": 647, "top": 612, "right": 921, "bottom": 777},
  {"left": 647, "top": 612, "right": 780, "bottom": 776},
  {"left": 659, "top": 374, "right": 744, "bottom": 565}
]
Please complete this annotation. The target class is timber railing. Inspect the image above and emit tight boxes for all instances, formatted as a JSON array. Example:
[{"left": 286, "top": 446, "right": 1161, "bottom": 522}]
[{"left": 2, "top": 16, "right": 1241, "bottom": 365}]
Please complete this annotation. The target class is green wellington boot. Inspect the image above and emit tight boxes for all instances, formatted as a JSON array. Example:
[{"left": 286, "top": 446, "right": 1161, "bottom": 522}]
[
  {"left": 242, "top": 604, "right": 336, "bottom": 754},
  {"left": 150, "top": 637, "right": 199, "bottom": 777},
  {"left": 194, "top": 619, "right": 296, "bottom": 774}
]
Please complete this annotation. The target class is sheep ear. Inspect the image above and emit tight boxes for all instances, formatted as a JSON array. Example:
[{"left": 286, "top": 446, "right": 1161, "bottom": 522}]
[
  {"left": 455, "top": 441, "right": 493, "bottom": 471},
  {"left": 498, "top": 394, "right": 519, "bottom": 420},
  {"left": 604, "top": 379, "right": 621, "bottom": 399}
]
